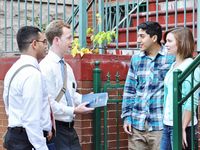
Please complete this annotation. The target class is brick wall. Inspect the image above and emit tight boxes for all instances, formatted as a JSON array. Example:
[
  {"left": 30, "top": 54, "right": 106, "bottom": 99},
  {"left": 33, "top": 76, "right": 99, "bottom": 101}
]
[
  {"left": 0, "top": 54, "right": 131, "bottom": 150},
  {"left": 1, "top": 54, "right": 198, "bottom": 150}
]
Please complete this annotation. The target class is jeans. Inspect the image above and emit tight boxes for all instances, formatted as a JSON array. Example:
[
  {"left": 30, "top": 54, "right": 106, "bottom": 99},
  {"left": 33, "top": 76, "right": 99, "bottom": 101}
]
[
  {"left": 160, "top": 124, "right": 198, "bottom": 150},
  {"left": 160, "top": 125, "right": 173, "bottom": 150}
]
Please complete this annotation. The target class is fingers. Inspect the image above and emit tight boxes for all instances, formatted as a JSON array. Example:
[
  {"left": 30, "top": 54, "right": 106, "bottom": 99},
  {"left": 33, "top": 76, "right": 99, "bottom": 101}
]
[
  {"left": 74, "top": 103, "right": 94, "bottom": 114},
  {"left": 47, "top": 131, "right": 53, "bottom": 141},
  {"left": 123, "top": 124, "right": 132, "bottom": 135},
  {"left": 182, "top": 130, "right": 187, "bottom": 149}
]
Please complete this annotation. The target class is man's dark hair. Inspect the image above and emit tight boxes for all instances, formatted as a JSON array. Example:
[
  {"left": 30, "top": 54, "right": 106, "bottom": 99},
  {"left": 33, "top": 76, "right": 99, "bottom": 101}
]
[
  {"left": 17, "top": 26, "right": 41, "bottom": 52},
  {"left": 137, "top": 21, "right": 162, "bottom": 45}
]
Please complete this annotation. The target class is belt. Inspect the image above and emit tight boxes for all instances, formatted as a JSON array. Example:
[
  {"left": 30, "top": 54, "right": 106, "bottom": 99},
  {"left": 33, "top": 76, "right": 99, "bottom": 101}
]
[
  {"left": 8, "top": 127, "right": 48, "bottom": 137},
  {"left": 55, "top": 120, "right": 74, "bottom": 128}
]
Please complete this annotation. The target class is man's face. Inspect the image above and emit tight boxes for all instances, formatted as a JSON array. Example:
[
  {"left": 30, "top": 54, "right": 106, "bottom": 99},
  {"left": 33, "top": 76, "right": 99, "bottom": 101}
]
[
  {"left": 137, "top": 29, "right": 155, "bottom": 52},
  {"left": 58, "top": 27, "right": 72, "bottom": 55},
  {"left": 35, "top": 32, "right": 48, "bottom": 61}
]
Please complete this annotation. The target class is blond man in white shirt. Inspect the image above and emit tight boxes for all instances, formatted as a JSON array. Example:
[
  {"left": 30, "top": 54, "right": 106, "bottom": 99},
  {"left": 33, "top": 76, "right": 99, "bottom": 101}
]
[{"left": 40, "top": 20, "right": 94, "bottom": 150}]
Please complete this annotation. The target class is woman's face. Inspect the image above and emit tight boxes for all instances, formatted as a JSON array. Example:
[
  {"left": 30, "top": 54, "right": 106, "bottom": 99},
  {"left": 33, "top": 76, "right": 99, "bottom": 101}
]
[{"left": 165, "top": 32, "right": 178, "bottom": 55}]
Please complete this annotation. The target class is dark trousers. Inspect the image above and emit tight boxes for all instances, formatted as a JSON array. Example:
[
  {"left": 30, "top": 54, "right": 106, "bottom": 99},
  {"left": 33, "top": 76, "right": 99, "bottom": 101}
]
[
  {"left": 5, "top": 127, "right": 34, "bottom": 150},
  {"left": 54, "top": 120, "right": 81, "bottom": 150}
]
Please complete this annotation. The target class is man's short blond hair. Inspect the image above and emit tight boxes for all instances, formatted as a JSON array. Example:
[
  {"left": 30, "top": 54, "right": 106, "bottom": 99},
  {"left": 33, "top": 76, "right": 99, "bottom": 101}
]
[{"left": 45, "top": 20, "right": 70, "bottom": 45}]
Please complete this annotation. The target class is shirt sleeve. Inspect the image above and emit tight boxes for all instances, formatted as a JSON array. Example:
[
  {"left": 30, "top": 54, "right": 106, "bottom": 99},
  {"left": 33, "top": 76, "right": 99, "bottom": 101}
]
[
  {"left": 182, "top": 67, "right": 200, "bottom": 112},
  {"left": 22, "top": 71, "right": 48, "bottom": 150},
  {"left": 121, "top": 56, "right": 137, "bottom": 124}
]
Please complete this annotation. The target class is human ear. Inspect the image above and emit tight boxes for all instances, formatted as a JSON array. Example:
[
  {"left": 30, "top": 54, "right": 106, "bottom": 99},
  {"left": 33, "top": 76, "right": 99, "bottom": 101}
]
[{"left": 152, "top": 35, "right": 158, "bottom": 43}]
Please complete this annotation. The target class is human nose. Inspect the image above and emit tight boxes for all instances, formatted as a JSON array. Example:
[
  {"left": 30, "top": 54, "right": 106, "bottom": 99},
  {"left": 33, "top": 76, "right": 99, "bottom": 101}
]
[{"left": 137, "top": 36, "right": 141, "bottom": 43}]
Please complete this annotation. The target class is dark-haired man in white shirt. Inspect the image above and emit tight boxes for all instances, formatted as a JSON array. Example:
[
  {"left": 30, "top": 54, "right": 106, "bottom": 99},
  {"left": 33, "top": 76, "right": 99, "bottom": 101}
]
[{"left": 3, "top": 26, "right": 52, "bottom": 150}]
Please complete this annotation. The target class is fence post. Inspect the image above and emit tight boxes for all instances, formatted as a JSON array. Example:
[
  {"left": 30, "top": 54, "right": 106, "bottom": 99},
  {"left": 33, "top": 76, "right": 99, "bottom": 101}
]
[
  {"left": 173, "top": 70, "right": 182, "bottom": 150},
  {"left": 98, "top": 0, "right": 104, "bottom": 54},
  {"left": 79, "top": 1, "right": 87, "bottom": 48},
  {"left": 93, "top": 61, "right": 102, "bottom": 150}
]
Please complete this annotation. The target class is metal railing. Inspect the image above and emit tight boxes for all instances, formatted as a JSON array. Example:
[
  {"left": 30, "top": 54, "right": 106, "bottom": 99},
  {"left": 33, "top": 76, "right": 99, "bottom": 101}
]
[
  {"left": 93, "top": 61, "right": 125, "bottom": 150},
  {"left": 1, "top": 0, "right": 199, "bottom": 55},
  {"left": 173, "top": 54, "right": 200, "bottom": 150}
]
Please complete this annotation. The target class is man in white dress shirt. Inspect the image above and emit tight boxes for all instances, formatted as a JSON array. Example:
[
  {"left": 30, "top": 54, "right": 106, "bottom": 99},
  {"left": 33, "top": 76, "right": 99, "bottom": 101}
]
[
  {"left": 3, "top": 26, "right": 52, "bottom": 150},
  {"left": 39, "top": 20, "right": 94, "bottom": 150}
]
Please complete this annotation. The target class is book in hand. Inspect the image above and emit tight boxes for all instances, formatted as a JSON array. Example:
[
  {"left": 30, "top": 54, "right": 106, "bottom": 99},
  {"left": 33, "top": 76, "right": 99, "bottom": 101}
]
[{"left": 82, "top": 92, "right": 108, "bottom": 108}]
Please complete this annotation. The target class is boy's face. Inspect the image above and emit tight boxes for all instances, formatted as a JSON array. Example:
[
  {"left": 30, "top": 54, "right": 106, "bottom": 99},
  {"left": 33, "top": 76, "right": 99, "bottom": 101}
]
[{"left": 137, "top": 29, "right": 156, "bottom": 52}]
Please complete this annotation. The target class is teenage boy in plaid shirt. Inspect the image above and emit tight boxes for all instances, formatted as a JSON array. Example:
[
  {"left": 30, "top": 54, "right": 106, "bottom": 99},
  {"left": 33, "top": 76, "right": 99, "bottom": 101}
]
[{"left": 121, "top": 21, "right": 175, "bottom": 150}]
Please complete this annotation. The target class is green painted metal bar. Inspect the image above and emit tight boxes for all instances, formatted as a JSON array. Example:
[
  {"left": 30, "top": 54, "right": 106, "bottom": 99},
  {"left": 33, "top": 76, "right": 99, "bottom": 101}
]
[
  {"left": 156, "top": 0, "right": 158, "bottom": 22},
  {"left": 125, "top": 1, "right": 129, "bottom": 49},
  {"left": 31, "top": 0, "right": 34, "bottom": 26},
  {"left": 136, "top": 0, "right": 139, "bottom": 48},
  {"left": 92, "top": 0, "right": 97, "bottom": 34},
  {"left": 190, "top": 72, "right": 195, "bottom": 150},
  {"left": 165, "top": 0, "right": 168, "bottom": 30},
  {"left": 47, "top": 0, "right": 50, "bottom": 24},
  {"left": 105, "top": 0, "right": 108, "bottom": 31},
  {"left": 18, "top": 0, "right": 20, "bottom": 29},
  {"left": 71, "top": 0, "right": 74, "bottom": 39},
  {"left": 173, "top": 69, "right": 183, "bottom": 150},
  {"left": 198, "top": 0, "right": 200, "bottom": 52},
  {"left": 55, "top": 0, "right": 58, "bottom": 20},
  {"left": 98, "top": 0, "right": 104, "bottom": 54},
  {"left": 24, "top": 0, "right": 27, "bottom": 26},
  {"left": 63, "top": 0, "right": 66, "bottom": 22},
  {"left": 79, "top": 0, "right": 87, "bottom": 48},
  {"left": 116, "top": 0, "right": 119, "bottom": 50},
  {"left": 10, "top": 0, "right": 14, "bottom": 51},
  {"left": 183, "top": 0, "right": 186, "bottom": 27},
  {"left": 93, "top": 61, "right": 102, "bottom": 150},
  {"left": 146, "top": 0, "right": 149, "bottom": 21},
  {"left": 108, "top": 1, "right": 112, "bottom": 31},
  {"left": 192, "top": 0, "right": 195, "bottom": 38},
  {"left": 174, "top": 0, "right": 177, "bottom": 28},
  {"left": 4, "top": 0, "right": 7, "bottom": 51},
  {"left": 39, "top": 0, "right": 42, "bottom": 30}
]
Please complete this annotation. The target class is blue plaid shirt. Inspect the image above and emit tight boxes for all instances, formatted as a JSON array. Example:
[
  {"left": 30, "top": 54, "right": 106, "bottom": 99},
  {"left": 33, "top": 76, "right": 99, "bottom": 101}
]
[{"left": 121, "top": 46, "right": 175, "bottom": 131}]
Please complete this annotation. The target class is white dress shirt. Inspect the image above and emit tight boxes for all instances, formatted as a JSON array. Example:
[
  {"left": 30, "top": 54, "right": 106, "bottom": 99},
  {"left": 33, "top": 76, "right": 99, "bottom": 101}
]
[
  {"left": 3, "top": 55, "right": 51, "bottom": 150},
  {"left": 39, "top": 50, "right": 82, "bottom": 123}
]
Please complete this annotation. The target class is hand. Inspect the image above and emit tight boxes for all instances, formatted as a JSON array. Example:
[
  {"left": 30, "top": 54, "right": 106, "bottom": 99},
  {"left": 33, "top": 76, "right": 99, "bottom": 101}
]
[
  {"left": 123, "top": 123, "right": 132, "bottom": 135},
  {"left": 74, "top": 102, "right": 94, "bottom": 114},
  {"left": 47, "top": 131, "right": 53, "bottom": 141},
  {"left": 182, "top": 128, "right": 188, "bottom": 149}
]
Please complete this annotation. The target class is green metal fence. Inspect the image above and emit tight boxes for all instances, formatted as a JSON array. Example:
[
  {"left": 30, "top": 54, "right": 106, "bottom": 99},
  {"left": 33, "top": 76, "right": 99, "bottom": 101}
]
[
  {"left": 173, "top": 54, "right": 200, "bottom": 150},
  {"left": 1, "top": 0, "right": 199, "bottom": 54},
  {"left": 93, "top": 61, "right": 125, "bottom": 150},
  {"left": 1, "top": 0, "right": 200, "bottom": 149}
]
